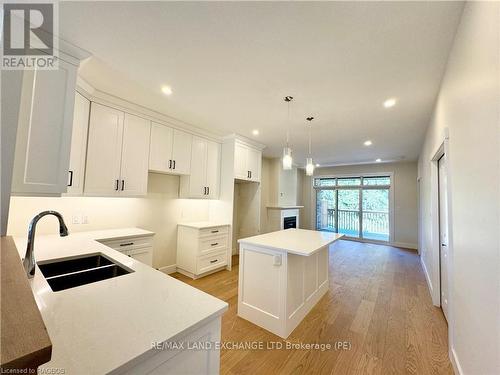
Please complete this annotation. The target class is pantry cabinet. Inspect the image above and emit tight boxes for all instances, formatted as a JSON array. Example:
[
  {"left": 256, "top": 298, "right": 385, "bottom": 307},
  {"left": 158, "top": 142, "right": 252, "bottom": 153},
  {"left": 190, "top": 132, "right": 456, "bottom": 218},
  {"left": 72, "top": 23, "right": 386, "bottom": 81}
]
[
  {"left": 84, "top": 103, "right": 150, "bottom": 196},
  {"left": 149, "top": 122, "right": 192, "bottom": 175},
  {"left": 65, "top": 92, "right": 90, "bottom": 196},
  {"left": 180, "top": 137, "right": 220, "bottom": 199},
  {"left": 11, "top": 58, "right": 78, "bottom": 196},
  {"left": 234, "top": 141, "right": 261, "bottom": 182}
]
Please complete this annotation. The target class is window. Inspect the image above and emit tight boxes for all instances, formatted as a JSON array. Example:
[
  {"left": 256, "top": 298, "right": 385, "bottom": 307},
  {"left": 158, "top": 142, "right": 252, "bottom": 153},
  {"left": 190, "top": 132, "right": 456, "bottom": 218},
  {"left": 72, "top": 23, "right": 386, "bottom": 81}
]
[{"left": 315, "top": 175, "right": 391, "bottom": 242}]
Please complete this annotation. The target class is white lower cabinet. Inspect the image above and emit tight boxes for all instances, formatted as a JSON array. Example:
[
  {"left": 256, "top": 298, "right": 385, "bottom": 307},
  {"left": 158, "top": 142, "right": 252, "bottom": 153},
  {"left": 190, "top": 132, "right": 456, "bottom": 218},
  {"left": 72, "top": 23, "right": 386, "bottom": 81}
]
[
  {"left": 180, "top": 137, "right": 221, "bottom": 199},
  {"left": 99, "top": 235, "right": 154, "bottom": 267},
  {"left": 115, "top": 316, "right": 222, "bottom": 375},
  {"left": 177, "top": 224, "right": 229, "bottom": 278},
  {"left": 11, "top": 58, "right": 79, "bottom": 196}
]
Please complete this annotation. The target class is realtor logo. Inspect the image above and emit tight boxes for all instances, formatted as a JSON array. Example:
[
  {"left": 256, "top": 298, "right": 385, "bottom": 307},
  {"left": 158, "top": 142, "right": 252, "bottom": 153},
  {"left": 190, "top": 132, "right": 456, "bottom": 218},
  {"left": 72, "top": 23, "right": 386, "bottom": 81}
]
[{"left": 2, "top": 2, "right": 58, "bottom": 69}]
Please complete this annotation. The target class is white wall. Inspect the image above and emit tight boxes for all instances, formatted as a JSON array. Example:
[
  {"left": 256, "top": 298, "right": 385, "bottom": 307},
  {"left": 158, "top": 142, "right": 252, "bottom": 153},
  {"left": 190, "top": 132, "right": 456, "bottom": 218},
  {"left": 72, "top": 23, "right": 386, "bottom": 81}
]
[
  {"left": 418, "top": 2, "right": 499, "bottom": 374},
  {"left": 302, "top": 161, "right": 418, "bottom": 248},
  {"left": 7, "top": 173, "right": 211, "bottom": 269}
]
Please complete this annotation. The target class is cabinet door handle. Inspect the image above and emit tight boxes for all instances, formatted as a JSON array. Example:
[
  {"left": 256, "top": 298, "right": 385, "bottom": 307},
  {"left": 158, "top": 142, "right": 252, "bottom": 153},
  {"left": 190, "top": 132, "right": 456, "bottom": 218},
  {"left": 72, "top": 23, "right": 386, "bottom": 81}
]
[
  {"left": 207, "top": 186, "right": 210, "bottom": 195},
  {"left": 115, "top": 179, "right": 120, "bottom": 191},
  {"left": 120, "top": 242, "right": 134, "bottom": 247},
  {"left": 211, "top": 230, "right": 219, "bottom": 233},
  {"left": 168, "top": 159, "right": 172, "bottom": 169},
  {"left": 203, "top": 187, "right": 206, "bottom": 195},
  {"left": 249, "top": 171, "right": 252, "bottom": 179},
  {"left": 121, "top": 180, "right": 125, "bottom": 191},
  {"left": 173, "top": 160, "right": 176, "bottom": 169},
  {"left": 68, "top": 170, "right": 73, "bottom": 187},
  {"left": 210, "top": 259, "right": 218, "bottom": 264},
  {"left": 211, "top": 242, "right": 219, "bottom": 246}
]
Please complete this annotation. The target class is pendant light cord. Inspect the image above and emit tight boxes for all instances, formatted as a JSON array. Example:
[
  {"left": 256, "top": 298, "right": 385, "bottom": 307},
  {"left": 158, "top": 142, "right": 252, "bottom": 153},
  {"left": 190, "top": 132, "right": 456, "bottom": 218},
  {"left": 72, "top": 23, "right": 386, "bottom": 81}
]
[
  {"left": 284, "top": 96, "right": 293, "bottom": 147},
  {"left": 306, "top": 116, "right": 314, "bottom": 156}
]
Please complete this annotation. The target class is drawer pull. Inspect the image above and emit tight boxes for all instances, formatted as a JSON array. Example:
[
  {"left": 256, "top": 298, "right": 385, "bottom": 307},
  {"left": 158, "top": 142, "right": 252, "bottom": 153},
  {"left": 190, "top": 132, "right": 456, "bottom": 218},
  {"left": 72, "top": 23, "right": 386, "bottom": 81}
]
[
  {"left": 211, "top": 230, "right": 219, "bottom": 233},
  {"left": 211, "top": 243, "right": 219, "bottom": 246},
  {"left": 120, "top": 242, "right": 134, "bottom": 247},
  {"left": 210, "top": 259, "right": 218, "bottom": 264}
]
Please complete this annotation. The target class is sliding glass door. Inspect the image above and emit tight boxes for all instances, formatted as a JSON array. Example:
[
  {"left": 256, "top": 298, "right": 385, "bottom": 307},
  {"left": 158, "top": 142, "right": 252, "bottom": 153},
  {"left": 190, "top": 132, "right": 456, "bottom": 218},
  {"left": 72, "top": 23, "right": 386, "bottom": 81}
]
[{"left": 315, "top": 175, "right": 391, "bottom": 242}]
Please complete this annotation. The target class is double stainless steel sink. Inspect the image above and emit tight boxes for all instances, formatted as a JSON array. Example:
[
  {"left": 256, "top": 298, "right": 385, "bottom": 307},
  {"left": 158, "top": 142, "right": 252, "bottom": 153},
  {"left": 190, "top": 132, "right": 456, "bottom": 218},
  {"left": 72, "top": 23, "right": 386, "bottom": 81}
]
[{"left": 38, "top": 254, "right": 133, "bottom": 292}]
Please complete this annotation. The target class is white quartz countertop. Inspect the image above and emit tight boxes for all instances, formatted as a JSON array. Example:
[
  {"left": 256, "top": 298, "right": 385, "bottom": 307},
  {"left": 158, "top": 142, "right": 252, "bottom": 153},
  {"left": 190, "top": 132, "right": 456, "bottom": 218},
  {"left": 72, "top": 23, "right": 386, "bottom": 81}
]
[
  {"left": 13, "top": 228, "right": 228, "bottom": 374},
  {"left": 266, "top": 205, "right": 304, "bottom": 209},
  {"left": 178, "top": 221, "right": 230, "bottom": 229},
  {"left": 238, "top": 229, "right": 343, "bottom": 256}
]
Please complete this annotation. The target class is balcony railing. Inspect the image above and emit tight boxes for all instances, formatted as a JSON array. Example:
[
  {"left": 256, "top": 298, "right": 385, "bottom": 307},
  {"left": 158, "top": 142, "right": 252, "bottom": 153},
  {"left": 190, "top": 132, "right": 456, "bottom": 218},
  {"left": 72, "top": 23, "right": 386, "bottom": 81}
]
[{"left": 316, "top": 207, "right": 389, "bottom": 241}]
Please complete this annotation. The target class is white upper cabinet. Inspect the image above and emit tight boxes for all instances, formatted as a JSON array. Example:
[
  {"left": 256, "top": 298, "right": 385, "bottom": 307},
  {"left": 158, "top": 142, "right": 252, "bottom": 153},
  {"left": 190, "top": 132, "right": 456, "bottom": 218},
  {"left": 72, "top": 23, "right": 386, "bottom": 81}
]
[
  {"left": 149, "top": 123, "right": 173, "bottom": 173},
  {"left": 205, "top": 140, "right": 221, "bottom": 198},
  {"left": 119, "top": 114, "right": 151, "bottom": 196},
  {"left": 149, "top": 123, "right": 192, "bottom": 175},
  {"left": 84, "top": 104, "right": 150, "bottom": 197},
  {"left": 84, "top": 103, "right": 124, "bottom": 196},
  {"left": 171, "top": 130, "right": 192, "bottom": 175},
  {"left": 11, "top": 58, "right": 78, "bottom": 195},
  {"left": 65, "top": 92, "right": 90, "bottom": 196},
  {"left": 180, "top": 137, "right": 220, "bottom": 199},
  {"left": 234, "top": 141, "right": 261, "bottom": 182},
  {"left": 234, "top": 142, "right": 248, "bottom": 180}
]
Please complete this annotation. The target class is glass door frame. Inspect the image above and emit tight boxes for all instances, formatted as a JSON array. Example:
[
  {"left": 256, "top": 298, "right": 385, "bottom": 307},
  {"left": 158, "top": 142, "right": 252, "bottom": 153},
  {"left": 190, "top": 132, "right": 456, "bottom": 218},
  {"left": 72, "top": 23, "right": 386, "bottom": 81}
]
[{"left": 312, "top": 172, "right": 395, "bottom": 243}]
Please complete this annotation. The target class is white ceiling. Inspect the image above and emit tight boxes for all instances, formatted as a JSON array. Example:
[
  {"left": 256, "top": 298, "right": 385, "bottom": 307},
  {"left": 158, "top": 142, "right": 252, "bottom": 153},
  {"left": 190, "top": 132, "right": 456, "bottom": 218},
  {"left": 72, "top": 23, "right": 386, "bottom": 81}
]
[{"left": 59, "top": 1, "right": 464, "bottom": 166}]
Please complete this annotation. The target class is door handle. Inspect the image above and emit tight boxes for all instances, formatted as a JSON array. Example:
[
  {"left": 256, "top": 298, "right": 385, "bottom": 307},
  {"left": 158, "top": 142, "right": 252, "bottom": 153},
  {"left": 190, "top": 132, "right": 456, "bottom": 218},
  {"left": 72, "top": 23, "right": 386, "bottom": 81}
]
[
  {"left": 211, "top": 243, "right": 219, "bottom": 246},
  {"left": 168, "top": 160, "right": 172, "bottom": 169},
  {"left": 207, "top": 186, "right": 210, "bottom": 195},
  {"left": 441, "top": 243, "right": 447, "bottom": 247},
  {"left": 210, "top": 259, "right": 218, "bottom": 264},
  {"left": 115, "top": 179, "right": 120, "bottom": 191},
  {"left": 203, "top": 187, "right": 207, "bottom": 195},
  {"left": 250, "top": 171, "right": 252, "bottom": 179},
  {"left": 120, "top": 242, "right": 134, "bottom": 247},
  {"left": 121, "top": 180, "right": 125, "bottom": 191},
  {"left": 68, "top": 170, "right": 73, "bottom": 187},
  {"left": 173, "top": 160, "right": 176, "bottom": 169}
]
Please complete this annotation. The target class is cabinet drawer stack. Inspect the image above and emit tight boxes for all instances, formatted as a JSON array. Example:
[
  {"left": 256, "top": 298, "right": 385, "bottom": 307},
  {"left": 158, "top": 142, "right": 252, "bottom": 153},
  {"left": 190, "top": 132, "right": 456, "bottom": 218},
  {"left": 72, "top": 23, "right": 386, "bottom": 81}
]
[
  {"left": 177, "top": 224, "right": 230, "bottom": 279},
  {"left": 98, "top": 235, "right": 154, "bottom": 266}
]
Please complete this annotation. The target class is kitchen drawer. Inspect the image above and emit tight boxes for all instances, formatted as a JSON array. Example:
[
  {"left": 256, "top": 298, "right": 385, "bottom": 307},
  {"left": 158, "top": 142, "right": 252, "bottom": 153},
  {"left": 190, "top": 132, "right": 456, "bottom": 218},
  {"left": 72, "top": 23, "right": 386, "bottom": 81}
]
[
  {"left": 100, "top": 236, "right": 153, "bottom": 252},
  {"left": 123, "top": 246, "right": 153, "bottom": 266},
  {"left": 197, "top": 251, "right": 227, "bottom": 275},
  {"left": 199, "top": 235, "right": 228, "bottom": 255},
  {"left": 199, "top": 226, "right": 228, "bottom": 237}
]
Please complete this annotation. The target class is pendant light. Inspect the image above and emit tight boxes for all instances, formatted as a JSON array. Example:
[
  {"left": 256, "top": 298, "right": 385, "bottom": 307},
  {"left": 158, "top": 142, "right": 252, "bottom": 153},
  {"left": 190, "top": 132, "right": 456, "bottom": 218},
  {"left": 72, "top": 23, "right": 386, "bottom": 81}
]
[
  {"left": 305, "top": 116, "right": 315, "bottom": 176},
  {"left": 282, "top": 96, "right": 293, "bottom": 170}
]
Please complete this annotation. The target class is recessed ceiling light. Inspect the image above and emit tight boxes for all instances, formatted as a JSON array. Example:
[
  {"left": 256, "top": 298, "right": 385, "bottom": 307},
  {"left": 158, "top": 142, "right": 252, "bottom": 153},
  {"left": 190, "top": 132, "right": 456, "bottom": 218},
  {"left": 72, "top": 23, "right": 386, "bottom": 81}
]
[
  {"left": 364, "top": 140, "right": 373, "bottom": 146},
  {"left": 383, "top": 98, "right": 396, "bottom": 108},
  {"left": 161, "top": 86, "right": 173, "bottom": 96},
  {"left": 375, "top": 158, "right": 382, "bottom": 162},
  {"left": 252, "top": 129, "right": 259, "bottom": 136},
  {"left": 315, "top": 163, "right": 320, "bottom": 167}
]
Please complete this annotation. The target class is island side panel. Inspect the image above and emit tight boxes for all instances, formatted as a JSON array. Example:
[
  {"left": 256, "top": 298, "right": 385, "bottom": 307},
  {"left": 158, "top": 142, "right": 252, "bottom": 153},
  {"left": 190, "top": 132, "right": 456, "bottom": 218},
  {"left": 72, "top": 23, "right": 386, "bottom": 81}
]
[
  {"left": 285, "top": 245, "right": 329, "bottom": 338},
  {"left": 237, "top": 244, "right": 288, "bottom": 337}
]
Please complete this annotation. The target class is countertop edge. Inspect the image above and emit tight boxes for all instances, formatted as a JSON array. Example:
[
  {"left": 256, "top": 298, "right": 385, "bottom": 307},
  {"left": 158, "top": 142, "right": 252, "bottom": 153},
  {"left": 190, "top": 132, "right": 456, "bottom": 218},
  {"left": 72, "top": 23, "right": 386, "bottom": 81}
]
[{"left": 1, "top": 236, "right": 52, "bottom": 369}]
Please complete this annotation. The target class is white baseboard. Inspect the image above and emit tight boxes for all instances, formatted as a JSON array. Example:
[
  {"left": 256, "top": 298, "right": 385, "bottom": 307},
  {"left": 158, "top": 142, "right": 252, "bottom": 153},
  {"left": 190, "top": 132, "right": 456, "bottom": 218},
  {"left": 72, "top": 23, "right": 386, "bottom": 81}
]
[
  {"left": 158, "top": 264, "right": 177, "bottom": 274},
  {"left": 342, "top": 237, "right": 418, "bottom": 250},
  {"left": 450, "top": 347, "right": 463, "bottom": 375},
  {"left": 391, "top": 241, "right": 418, "bottom": 250},
  {"left": 420, "top": 256, "right": 439, "bottom": 306}
]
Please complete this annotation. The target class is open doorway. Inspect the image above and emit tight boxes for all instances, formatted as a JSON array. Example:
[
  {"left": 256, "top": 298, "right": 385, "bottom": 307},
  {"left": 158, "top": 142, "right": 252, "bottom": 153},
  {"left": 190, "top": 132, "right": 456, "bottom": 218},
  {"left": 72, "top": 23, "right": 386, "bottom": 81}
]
[{"left": 438, "top": 154, "right": 449, "bottom": 322}]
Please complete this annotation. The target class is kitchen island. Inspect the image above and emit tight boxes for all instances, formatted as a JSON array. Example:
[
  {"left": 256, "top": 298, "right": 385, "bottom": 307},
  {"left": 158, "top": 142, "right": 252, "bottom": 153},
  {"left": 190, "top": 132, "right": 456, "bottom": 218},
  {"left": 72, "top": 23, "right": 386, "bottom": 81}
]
[
  {"left": 13, "top": 228, "right": 228, "bottom": 374},
  {"left": 237, "top": 229, "right": 343, "bottom": 338}
]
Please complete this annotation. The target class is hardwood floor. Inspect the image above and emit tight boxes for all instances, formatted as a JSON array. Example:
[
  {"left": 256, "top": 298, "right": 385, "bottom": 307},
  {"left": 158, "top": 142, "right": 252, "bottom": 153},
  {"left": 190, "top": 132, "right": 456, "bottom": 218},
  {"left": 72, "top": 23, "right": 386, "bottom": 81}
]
[{"left": 171, "top": 239, "right": 453, "bottom": 375}]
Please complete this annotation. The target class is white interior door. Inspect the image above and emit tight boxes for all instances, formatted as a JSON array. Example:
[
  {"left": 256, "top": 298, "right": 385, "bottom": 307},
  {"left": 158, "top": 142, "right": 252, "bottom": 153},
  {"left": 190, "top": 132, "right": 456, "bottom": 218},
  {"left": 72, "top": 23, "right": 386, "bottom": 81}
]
[{"left": 438, "top": 155, "right": 449, "bottom": 321}]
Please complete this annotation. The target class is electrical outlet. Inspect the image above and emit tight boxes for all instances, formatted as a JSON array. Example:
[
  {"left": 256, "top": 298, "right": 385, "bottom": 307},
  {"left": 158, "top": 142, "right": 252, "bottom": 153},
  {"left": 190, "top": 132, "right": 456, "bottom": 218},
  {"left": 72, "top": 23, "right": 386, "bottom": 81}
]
[{"left": 82, "top": 215, "right": 88, "bottom": 224}]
